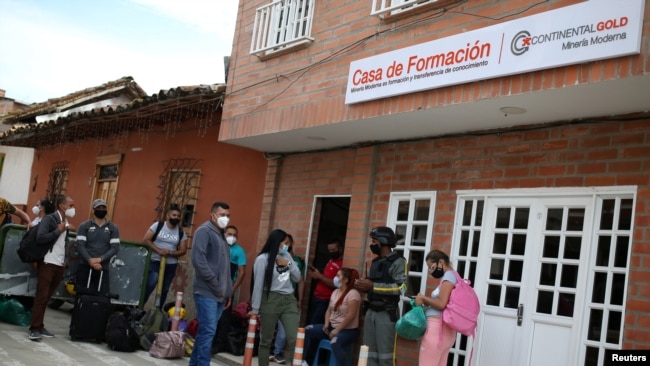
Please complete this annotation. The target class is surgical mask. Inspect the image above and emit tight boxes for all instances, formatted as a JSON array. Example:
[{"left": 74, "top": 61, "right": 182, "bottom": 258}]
[
  {"left": 370, "top": 244, "right": 381, "bottom": 255},
  {"left": 279, "top": 244, "right": 289, "bottom": 254},
  {"left": 226, "top": 236, "right": 236, "bottom": 246},
  {"left": 169, "top": 218, "right": 180, "bottom": 226},
  {"left": 32, "top": 206, "right": 41, "bottom": 215},
  {"left": 431, "top": 265, "right": 445, "bottom": 279},
  {"left": 216, "top": 216, "right": 229, "bottom": 229},
  {"left": 329, "top": 251, "right": 341, "bottom": 260},
  {"left": 65, "top": 207, "right": 76, "bottom": 218},
  {"left": 94, "top": 209, "right": 107, "bottom": 219},
  {"left": 333, "top": 277, "right": 341, "bottom": 288}
]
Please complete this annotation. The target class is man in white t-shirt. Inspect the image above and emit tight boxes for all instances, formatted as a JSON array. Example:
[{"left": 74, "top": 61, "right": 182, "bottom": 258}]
[{"left": 142, "top": 204, "right": 188, "bottom": 308}]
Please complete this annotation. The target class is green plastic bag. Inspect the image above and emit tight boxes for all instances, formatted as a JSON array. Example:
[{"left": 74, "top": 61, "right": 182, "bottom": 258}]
[
  {"left": 395, "top": 299, "right": 427, "bottom": 340},
  {"left": 0, "top": 295, "right": 31, "bottom": 327}
]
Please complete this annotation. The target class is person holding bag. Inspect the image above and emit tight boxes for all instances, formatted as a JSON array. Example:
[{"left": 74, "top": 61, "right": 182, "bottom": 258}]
[{"left": 413, "top": 250, "right": 458, "bottom": 366}]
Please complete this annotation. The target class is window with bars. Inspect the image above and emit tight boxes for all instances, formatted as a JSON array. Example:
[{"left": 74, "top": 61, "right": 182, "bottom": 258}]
[
  {"left": 156, "top": 159, "right": 201, "bottom": 244},
  {"left": 250, "top": 0, "right": 315, "bottom": 56},
  {"left": 46, "top": 161, "right": 69, "bottom": 201},
  {"left": 371, "top": 0, "right": 466, "bottom": 18}
]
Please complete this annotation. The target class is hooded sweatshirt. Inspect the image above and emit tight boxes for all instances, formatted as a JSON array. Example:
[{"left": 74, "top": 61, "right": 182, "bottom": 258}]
[{"left": 191, "top": 220, "right": 232, "bottom": 302}]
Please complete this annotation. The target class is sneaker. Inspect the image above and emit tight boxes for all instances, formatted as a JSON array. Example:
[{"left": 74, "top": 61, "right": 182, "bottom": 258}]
[
  {"left": 302, "top": 361, "right": 309, "bottom": 366},
  {"left": 40, "top": 328, "right": 55, "bottom": 338},
  {"left": 28, "top": 331, "right": 42, "bottom": 341},
  {"left": 269, "top": 356, "right": 277, "bottom": 362},
  {"left": 275, "top": 356, "right": 286, "bottom": 365}
]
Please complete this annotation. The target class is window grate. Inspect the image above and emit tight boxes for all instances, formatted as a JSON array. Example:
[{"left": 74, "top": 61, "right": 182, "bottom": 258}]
[
  {"left": 251, "top": 0, "right": 315, "bottom": 55},
  {"left": 156, "top": 159, "right": 202, "bottom": 239},
  {"left": 46, "top": 161, "right": 69, "bottom": 201}
]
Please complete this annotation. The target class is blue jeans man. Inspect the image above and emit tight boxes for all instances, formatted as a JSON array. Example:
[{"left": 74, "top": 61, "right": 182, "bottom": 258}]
[
  {"left": 144, "top": 261, "right": 178, "bottom": 308},
  {"left": 272, "top": 320, "right": 287, "bottom": 361},
  {"left": 189, "top": 294, "right": 225, "bottom": 366}
]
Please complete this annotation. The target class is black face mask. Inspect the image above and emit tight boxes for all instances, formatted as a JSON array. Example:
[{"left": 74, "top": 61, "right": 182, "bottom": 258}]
[
  {"left": 169, "top": 218, "right": 180, "bottom": 226},
  {"left": 94, "top": 209, "right": 107, "bottom": 219},
  {"left": 370, "top": 244, "right": 381, "bottom": 255},
  {"left": 329, "top": 251, "right": 341, "bottom": 260},
  {"left": 431, "top": 265, "right": 445, "bottom": 279}
]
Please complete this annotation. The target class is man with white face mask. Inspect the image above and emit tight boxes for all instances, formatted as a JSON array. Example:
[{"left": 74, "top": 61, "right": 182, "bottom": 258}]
[
  {"left": 189, "top": 201, "right": 233, "bottom": 366},
  {"left": 225, "top": 225, "right": 247, "bottom": 300},
  {"left": 29, "top": 195, "right": 74, "bottom": 341}
]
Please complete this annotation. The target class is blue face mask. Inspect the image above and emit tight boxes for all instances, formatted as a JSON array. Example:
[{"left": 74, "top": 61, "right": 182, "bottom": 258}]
[
  {"left": 333, "top": 277, "right": 341, "bottom": 288},
  {"left": 279, "top": 245, "right": 289, "bottom": 254}
]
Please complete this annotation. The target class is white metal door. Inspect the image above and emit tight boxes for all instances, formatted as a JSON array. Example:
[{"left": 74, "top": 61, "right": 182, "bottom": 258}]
[{"left": 475, "top": 196, "right": 594, "bottom": 366}]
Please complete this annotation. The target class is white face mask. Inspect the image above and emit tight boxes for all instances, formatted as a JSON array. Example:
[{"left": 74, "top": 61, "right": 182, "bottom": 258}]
[
  {"left": 65, "top": 207, "right": 76, "bottom": 218},
  {"left": 216, "top": 216, "right": 229, "bottom": 229},
  {"left": 226, "top": 236, "right": 236, "bottom": 245},
  {"left": 333, "top": 277, "right": 342, "bottom": 288},
  {"left": 32, "top": 206, "right": 41, "bottom": 215}
]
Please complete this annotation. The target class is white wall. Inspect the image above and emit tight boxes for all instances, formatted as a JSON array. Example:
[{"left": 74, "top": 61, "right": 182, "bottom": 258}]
[{"left": 0, "top": 145, "right": 34, "bottom": 205}]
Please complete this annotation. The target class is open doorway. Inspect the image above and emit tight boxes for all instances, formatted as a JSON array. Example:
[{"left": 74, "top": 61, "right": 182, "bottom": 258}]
[{"left": 304, "top": 195, "right": 350, "bottom": 323}]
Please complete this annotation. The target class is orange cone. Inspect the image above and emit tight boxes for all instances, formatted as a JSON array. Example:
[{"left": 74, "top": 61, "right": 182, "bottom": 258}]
[
  {"left": 357, "top": 345, "right": 369, "bottom": 366},
  {"left": 292, "top": 327, "right": 306, "bottom": 365},
  {"left": 243, "top": 315, "right": 258, "bottom": 366},
  {"left": 171, "top": 291, "right": 183, "bottom": 331}
]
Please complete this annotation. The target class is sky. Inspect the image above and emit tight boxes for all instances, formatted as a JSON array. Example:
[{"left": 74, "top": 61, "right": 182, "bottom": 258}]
[{"left": 0, "top": 0, "right": 238, "bottom": 104}]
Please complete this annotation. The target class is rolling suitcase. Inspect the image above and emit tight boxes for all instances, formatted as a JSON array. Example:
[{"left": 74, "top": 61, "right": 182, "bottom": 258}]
[{"left": 69, "top": 270, "right": 112, "bottom": 343}]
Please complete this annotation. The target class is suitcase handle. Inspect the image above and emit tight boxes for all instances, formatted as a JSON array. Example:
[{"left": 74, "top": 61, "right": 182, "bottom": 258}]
[{"left": 86, "top": 269, "right": 104, "bottom": 292}]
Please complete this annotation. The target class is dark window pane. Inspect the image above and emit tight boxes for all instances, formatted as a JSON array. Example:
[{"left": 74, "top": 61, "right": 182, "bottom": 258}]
[
  {"left": 504, "top": 286, "right": 520, "bottom": 309},
  {"left": 493, "top": 233, "right": 507, "bottom": 254},
  {"left": 611, "top": 273, "right": 625, "bottom": 306},
  {"left": 618, "top": 199, "right": 633, "bottom": 230},
  {"left": 536, "top": 290, "right": 553, "bottom": 314},
  {"left": 475, "top": 200, "right": 484, "bottom": 226},
  {"left": 587, "top": 309, "right": 603, "bottom": 341},
  {"left": 408, "top": 251, "right": 424, "bottom": 272},
  {"left": 564, "top": 236, "right": 582, "bottom": 260},
  {"left": 411, "top": 225, "right": 427, "bottom": 246},
  {"left": 496, "top": 207, "right": 511, "bottom": 228},
  {"left": 469, "top": 262, "right": 477, "bottom": 285},
  {"left": 514, "top": 207, "right": 530, "bottom": 229},
  {"left": 511, "top": 234, "right": 526, "bottom": 255},
  {"left": 539, "top": 263, "right": 557, "bottom": 286},
  {"left": 557, "top": 293, "right": 574, "bottom": 317},
  {"left": 595, "top": 236, "right": 611, "bottom": 266},
  {"left": 592, "top": 272, "right": 607, "bottom": 303},
  {"left": 543, "top": 236, "right": 560, "bottom": 258},
  {"left": 546, "top": 208, "right": 563, "bottom": 230},
  {"left": 459, "top": 231, "right": 469, "bottom": 256},
  {"left": 414, "top": 199, "right": 430, "bottom": 221},
  {"left": 397, "top": 201, "right": 409, "bottom": 221},
  {"left": 614, "top": 236, "right": 629, "bottom": 268},
  {"left": 584, "top": 346, "right": 599, "bottom": 366},
  {"left": 508, "top": 260, "right": 523, "bottom": 282},
  {"left": 395, "top": 225, "right": 407, "bottom": 245},
  {"left": 487, "top": 284, "right": 501, "bottom": 306},
  {"left": 600, "top": 199, "right": 615, "bottom": 230},
  {"left": 490, "top": 259, "right": 504, "bottom": 280},
  {"left": 606, "top": 311, "right": 622, "bottom": 344},
  {"left": 457, "top": 262, "right": 466, "bottom": 278},
  {"left": 406, "top": 276, "right": 422, "bottom": 298},
  {"left": 471, "top": 231, "right": 480, "bottom": 257},
  {"left": 462, "top": 200, "right": 473, "bottom": 226},
  {"left": 560, "top": 264, "right": 579, "bottom": 288},
  {"left": 567, "top": 208, "right": 585, "bottom": 231},
  {"left": 98, "top": 164, "right": 118, "bottom": 180}
]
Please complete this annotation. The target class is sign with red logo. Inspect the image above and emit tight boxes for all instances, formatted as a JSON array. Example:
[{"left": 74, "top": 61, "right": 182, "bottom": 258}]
[{"left": 345, "top": 0, "right": 644, "bottom": 104}]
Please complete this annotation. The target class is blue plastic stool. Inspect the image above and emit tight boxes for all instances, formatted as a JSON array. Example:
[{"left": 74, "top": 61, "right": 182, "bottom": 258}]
[{"left": 313, "top": 339, "right": 352, "bottom": 366}]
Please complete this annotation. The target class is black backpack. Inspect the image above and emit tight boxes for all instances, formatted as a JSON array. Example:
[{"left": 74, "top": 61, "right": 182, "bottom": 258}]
[
  {"left": 16, "top": 223, "right": 51, "bottom": 263},
  {"left": 105, "top": 312, "right": 140, "bottom": 352}
]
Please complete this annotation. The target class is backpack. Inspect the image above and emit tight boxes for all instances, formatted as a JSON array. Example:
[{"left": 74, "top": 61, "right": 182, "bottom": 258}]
[
  {"left": 441, "top": 270, "right": 480, "bottom": 337},
  {"left": 17, "top": 216, "right": 59, "bottom": 263},
  {"left": 152, "top": 221, "right": 183, "bottom": 246},
  {"left": 105, "top": 312, "right": 140, "bottom": 352}
]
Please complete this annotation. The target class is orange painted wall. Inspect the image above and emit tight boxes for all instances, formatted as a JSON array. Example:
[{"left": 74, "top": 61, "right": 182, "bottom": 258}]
[{"left": 27, "top": 116, "right": 268, "bottom": 303}]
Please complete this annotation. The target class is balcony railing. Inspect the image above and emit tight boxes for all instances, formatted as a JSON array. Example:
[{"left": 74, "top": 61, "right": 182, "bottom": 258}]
[
  {"left": 371, "top": 0, "right": 462, "bottom": 18},
  {"left": 251, "top": 0, "right": 315, "bottom": 56}
]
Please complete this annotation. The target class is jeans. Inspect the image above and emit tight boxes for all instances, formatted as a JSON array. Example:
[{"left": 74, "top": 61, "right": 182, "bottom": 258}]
[
  {"left": 144, "top": 260, "right": 178, "bottom": 308},
  {"left": 273, "top": 320, "right": 286, "bottom": 357},
  {"left": 304, "top": 324, "right": 359, "bottom": 366},
  {"left": 189, "top": 294, "right": 225, "bottom": 366},
  {"left": 310, "top": 295, "right": 330, "bottom": 325},
  {"left": 30, "top": 262, "right": 64, "bottom": 331}
]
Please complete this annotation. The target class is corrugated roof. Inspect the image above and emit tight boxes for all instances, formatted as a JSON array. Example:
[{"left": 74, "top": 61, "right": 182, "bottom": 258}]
[{"left": 0, "top": 81, "right": 226, "bottom": 148}]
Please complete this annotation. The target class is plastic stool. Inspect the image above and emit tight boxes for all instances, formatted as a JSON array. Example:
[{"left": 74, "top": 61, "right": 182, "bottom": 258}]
[{"left": 313, "top": 339, "right": 352, "bottom": 366}]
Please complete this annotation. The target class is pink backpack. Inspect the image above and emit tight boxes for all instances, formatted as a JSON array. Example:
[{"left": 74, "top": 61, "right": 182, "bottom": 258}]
[{"left": 442, "top": 270, "right": 480, "bottom": 337}]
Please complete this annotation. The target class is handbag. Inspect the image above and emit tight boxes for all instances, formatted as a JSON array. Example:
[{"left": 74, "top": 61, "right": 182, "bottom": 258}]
[
  {"left": 395, "top": 299, "right": 427, "bottom": 340},
  {"left": 149, "top": 331, "right": 185, "bottom": 359}
]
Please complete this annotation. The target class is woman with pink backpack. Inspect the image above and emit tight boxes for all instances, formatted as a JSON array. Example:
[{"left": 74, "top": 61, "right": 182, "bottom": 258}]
[{"left": 413, "top": 250, "right": 459, "bottom": 366}]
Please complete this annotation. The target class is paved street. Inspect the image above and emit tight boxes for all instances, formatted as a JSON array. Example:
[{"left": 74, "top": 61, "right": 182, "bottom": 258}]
[{"left": 0, "top": 301, "right": 253, "bottom": 366}]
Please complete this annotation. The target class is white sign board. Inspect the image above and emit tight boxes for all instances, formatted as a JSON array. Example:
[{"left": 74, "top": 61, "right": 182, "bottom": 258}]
[{"left": 345, "top": 0, "right": 645, "bottom": 104}]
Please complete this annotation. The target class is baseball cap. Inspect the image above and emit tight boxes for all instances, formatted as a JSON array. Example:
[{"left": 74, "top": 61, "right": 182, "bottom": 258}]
[{"left": 92, "top": 199, "right": 107, "bottom": 209}]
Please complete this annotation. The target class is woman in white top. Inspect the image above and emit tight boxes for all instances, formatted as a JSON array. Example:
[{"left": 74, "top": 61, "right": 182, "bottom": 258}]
[
  {"left": 304, "top": 267, "right": 361, "bottom": 366},
  {"left": 414, "top": 250, "right": 458, "bottom": 366},
  {"left": 30, "top": 199, "right": 55, "bottom": 225}
]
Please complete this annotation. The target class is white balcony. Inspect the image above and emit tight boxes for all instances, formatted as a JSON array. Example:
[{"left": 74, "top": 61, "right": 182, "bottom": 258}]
[
  {"left": 250, "top": 0, "right": 315, "bottom": 57},
  {"left": 371, "top": 0, "right": 463, "bottom": 19}
]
